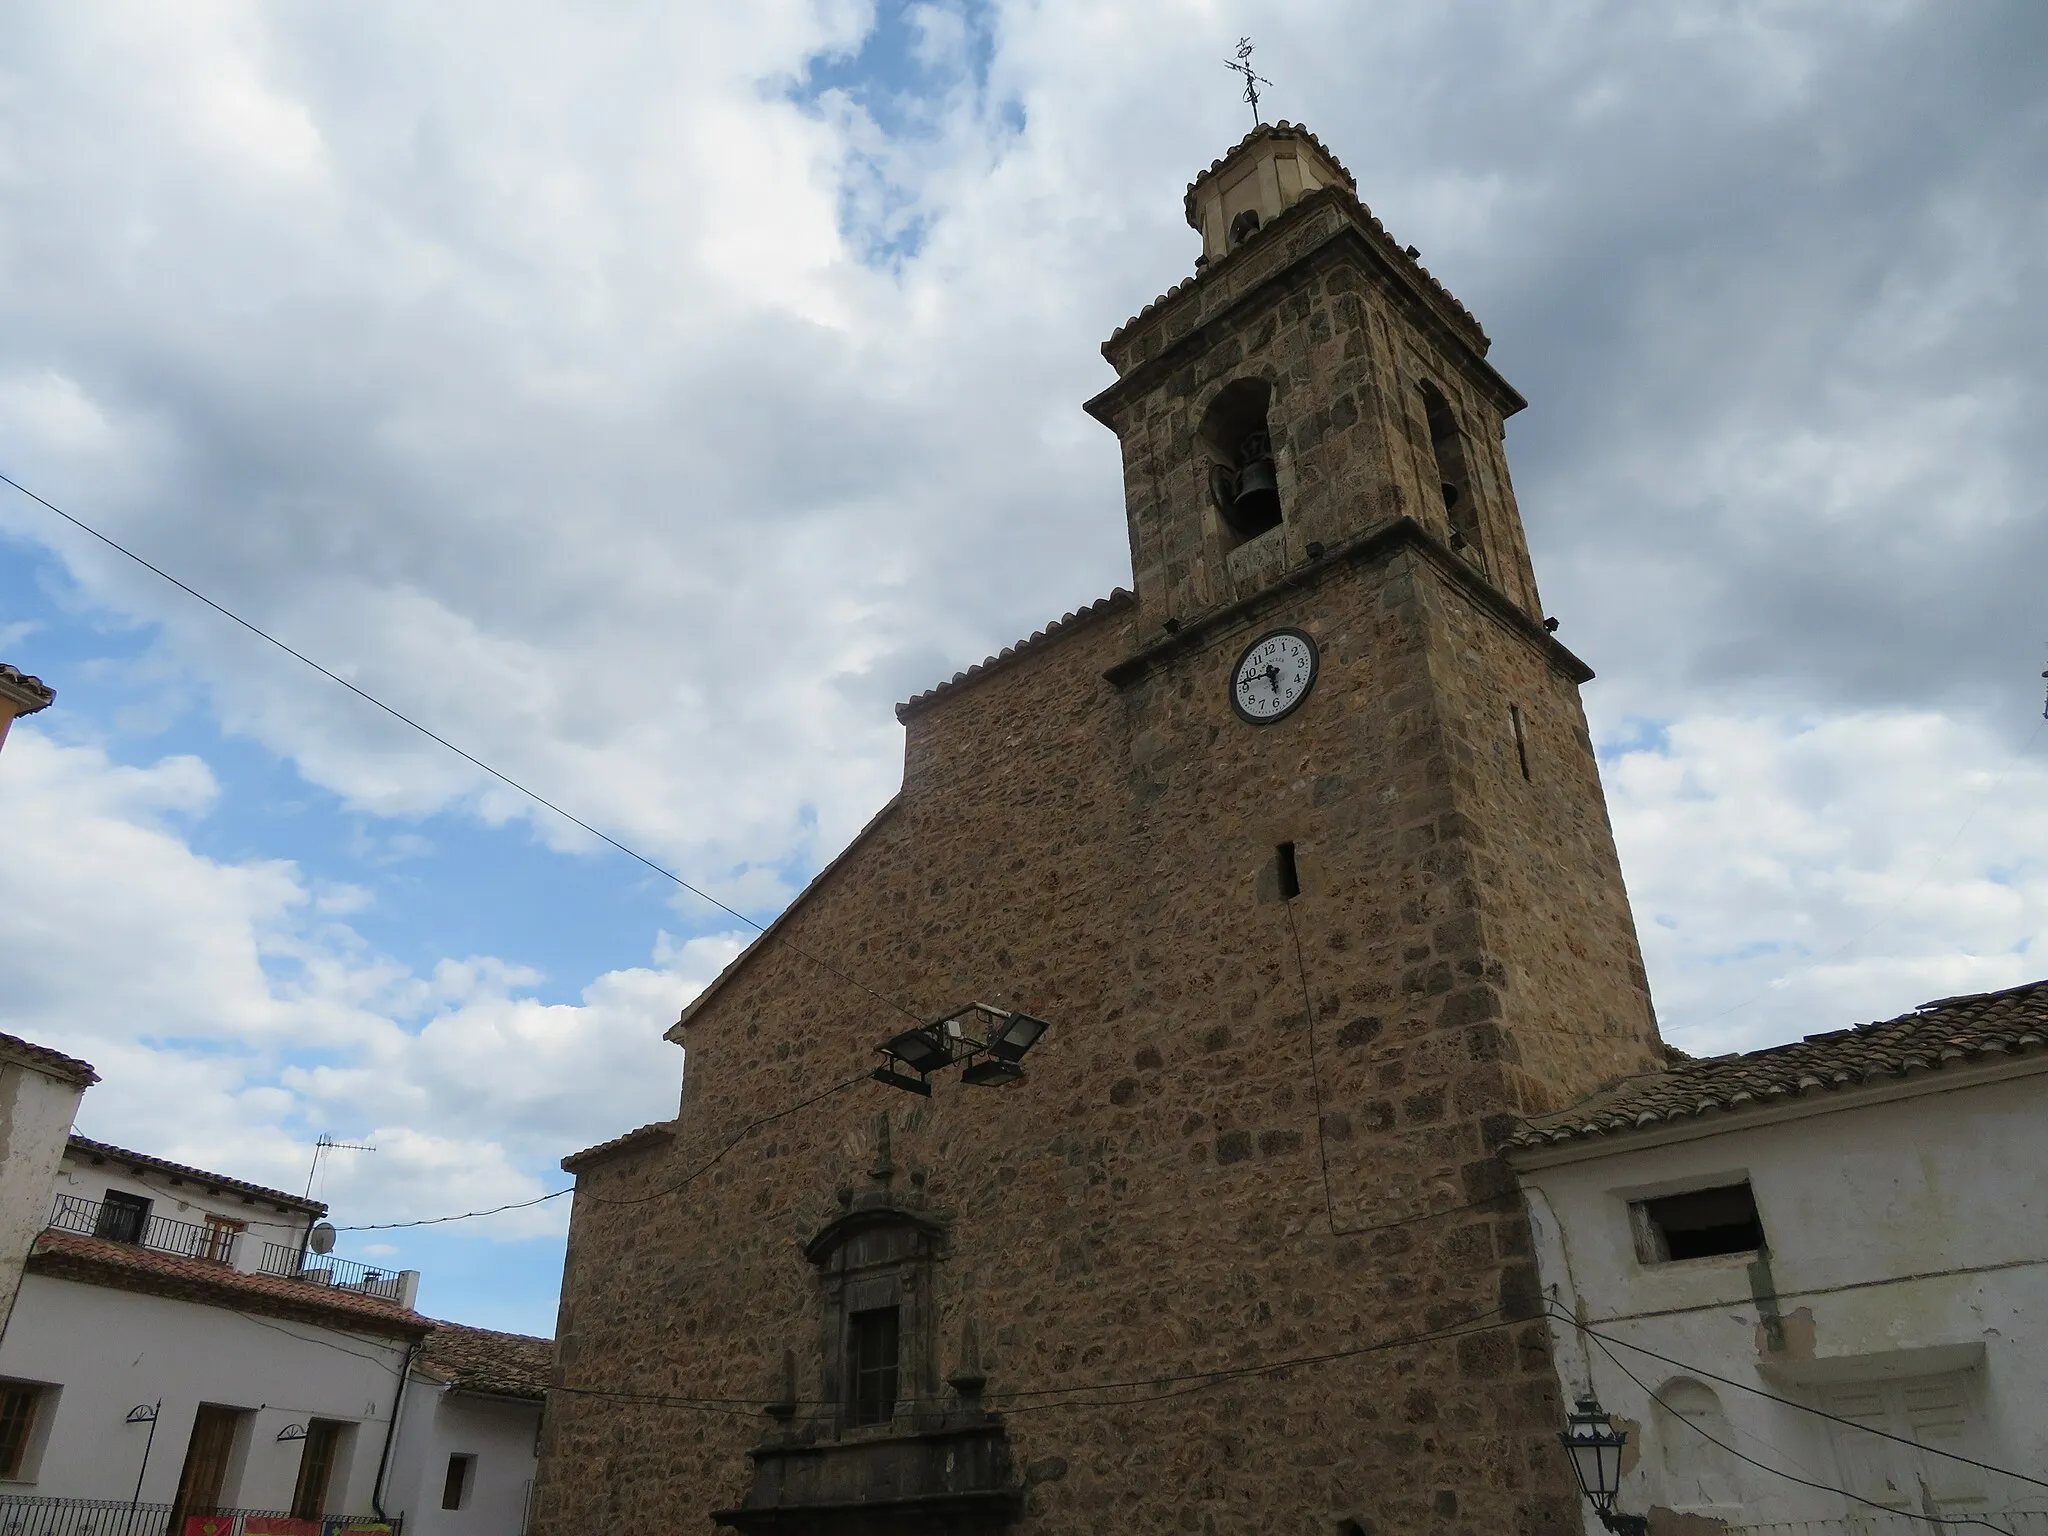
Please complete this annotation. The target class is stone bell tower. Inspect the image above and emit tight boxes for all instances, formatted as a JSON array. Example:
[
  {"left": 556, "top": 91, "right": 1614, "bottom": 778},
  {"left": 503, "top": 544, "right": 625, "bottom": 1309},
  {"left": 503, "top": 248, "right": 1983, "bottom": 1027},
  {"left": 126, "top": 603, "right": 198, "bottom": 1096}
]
[{"left": 1089, "top": 122, "right": 1544, "bottom": 635}]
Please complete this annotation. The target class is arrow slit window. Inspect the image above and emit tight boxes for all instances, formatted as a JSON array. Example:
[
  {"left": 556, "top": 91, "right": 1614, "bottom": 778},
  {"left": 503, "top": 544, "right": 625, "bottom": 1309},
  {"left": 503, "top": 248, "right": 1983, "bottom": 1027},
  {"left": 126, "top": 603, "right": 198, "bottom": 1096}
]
[{"left": 1419, "top": 381, "right": 1484, "bottom": 565}]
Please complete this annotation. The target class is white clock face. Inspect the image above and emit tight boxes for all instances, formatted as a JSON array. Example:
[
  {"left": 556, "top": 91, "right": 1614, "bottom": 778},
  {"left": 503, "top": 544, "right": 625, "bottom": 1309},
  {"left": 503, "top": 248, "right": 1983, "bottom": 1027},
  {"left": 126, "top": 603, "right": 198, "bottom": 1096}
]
[{"left": 1231, "top": 628, "right": 1319, "bottom": 723}]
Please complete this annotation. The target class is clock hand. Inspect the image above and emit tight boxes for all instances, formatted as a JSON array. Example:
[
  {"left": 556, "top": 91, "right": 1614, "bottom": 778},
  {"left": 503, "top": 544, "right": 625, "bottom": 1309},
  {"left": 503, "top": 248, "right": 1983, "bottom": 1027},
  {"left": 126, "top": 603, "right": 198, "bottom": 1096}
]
[{"left": 1265, "top": 664, "right": 1281, "bottom": 693}]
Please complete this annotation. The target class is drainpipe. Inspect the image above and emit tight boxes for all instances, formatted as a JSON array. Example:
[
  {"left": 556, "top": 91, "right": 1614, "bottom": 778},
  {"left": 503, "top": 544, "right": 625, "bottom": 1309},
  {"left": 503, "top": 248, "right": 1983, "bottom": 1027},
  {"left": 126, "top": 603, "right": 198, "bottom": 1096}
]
[{"left": 374, "top": 1338, "right": 426, "bottom": 1522}]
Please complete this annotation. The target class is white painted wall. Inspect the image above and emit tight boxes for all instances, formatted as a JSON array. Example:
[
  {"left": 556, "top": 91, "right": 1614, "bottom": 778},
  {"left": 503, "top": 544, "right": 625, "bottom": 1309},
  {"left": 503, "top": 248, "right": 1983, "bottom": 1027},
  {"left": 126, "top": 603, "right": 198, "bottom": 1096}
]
[
  {"left": 384, "top": 1379, "right": 539, "bottom": 1536},
  {"left": 50, "top": 1145, "right": 318, "bottom": 1278},
  {"left": 0, "top": 1063, "right": 87, "bottom": 1335},
  {"left": 1515, "top": 1059, "right": 2048, "bottom": 1534},
  {"left": 0, "top": 1268, "right": 414, "bottom": 1517}
]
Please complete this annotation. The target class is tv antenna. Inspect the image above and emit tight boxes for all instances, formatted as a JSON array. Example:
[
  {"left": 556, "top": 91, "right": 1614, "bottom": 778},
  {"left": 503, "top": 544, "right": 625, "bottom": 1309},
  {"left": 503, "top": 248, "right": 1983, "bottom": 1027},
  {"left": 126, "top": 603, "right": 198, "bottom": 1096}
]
[
  {"left": 1225, "top": 38, "right": 1272, "bottom": 128},
  {"left": 305, "top": 1133, "right": 376, "bottom": 1199}
]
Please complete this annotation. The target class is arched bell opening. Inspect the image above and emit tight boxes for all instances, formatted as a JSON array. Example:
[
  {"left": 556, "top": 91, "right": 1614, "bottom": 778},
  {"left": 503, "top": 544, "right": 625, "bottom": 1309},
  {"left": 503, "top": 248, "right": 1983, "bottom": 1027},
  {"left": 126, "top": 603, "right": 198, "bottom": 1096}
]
[
  {"left": 1418, "top": 380, "right": 1484, "bottom": 564},
  {"left": 1201, "top": 378, "right": 1283, "bottom": 545}
]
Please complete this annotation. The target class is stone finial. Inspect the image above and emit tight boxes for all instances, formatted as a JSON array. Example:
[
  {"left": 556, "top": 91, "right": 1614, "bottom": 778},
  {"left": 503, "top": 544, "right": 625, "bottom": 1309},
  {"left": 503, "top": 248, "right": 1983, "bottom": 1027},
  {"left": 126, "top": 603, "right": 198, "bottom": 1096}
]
[
  {"left": 869, "top": 1111, "right": 894, "bottom": 1186},
  {"left": 764, "top": 1348, "right": 798, "bottom": 1438},
  {"left": 947, "top": 1315, "right": 987, "bottom": 1415}
]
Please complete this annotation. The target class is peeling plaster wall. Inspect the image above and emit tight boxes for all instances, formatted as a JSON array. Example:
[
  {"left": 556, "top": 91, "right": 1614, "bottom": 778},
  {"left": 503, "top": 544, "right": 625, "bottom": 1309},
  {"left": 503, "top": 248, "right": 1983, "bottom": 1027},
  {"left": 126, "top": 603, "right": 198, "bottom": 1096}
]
[
  {"left": 0, "top": 1063, "right": 87, "bottom": 1336},
  {"left": 1515, "top": 1064, "right": 2048, "bottom": 1532}
]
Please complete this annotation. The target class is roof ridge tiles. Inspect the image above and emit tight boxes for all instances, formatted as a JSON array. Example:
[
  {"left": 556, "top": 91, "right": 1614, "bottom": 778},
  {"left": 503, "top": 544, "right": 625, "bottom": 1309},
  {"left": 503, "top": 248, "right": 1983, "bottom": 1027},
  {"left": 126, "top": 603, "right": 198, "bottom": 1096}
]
[{"left": 896, "top": 589, "right": 1134, "bottom": 719}]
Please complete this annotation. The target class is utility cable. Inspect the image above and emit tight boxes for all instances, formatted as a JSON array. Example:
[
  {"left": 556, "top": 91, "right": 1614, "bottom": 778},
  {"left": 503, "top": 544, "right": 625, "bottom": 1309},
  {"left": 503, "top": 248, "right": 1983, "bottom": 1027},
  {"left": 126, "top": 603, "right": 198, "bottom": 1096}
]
[
  {"left": 337, "top": 1071, "right": 869, "bottom": 1230},
  {"left": 1549, "top": 1305, "right": 2048, "bottom": 1494},
  {"left": 1584, "top": 1328, "right": 2021, "bottom": 1536},
  {"left": 1282, "top": 893, "right": 1517, "bottom": 1242},
  {"left": 0, "top": 468, "right": 926, "bottom": 1031}
]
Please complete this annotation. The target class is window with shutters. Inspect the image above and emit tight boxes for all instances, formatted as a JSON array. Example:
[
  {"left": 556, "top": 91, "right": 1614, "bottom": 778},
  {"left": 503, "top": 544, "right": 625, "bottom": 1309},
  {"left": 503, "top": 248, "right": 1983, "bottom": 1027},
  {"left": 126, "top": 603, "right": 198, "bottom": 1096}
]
[
  {"left": 0, "top": 1383, "right": 49, "bottom": 1481},
  {"left": 1822, "top": 1371, "right": 1990, "bottom": 1518},
  {"left": 291, "top": 1419, "right": 347, "bottom": 1520}
]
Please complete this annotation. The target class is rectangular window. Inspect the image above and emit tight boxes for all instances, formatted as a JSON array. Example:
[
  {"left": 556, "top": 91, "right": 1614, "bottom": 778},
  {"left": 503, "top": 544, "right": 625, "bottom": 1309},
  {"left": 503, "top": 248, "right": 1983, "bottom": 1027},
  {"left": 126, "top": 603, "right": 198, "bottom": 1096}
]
[
  {"left": 0, "top": 1385, "right": 40, "bottom": 1479},
  {"left": 847, "top": 1307, "right": 900, "bottom": 1428},
  {"left": 1509, "top": 704, "right": 1532, "bottom": 781},
  {"left": 1631, "top": 1181, "right": 1765, "bottom": 1263},
  {"left": 290, "top": 1418, "right": 344, "bottom": 1519},
  {"left": 202, "top": 1215, "right": 244, "bottom": 1265},
  {"left": 1275, "top": 842, "right": 1301, "bottom": 901},
  {"left": 441, "top": 1452, "right": 475, "bottom": 1510},
  {"left": 95, "top": 1190, "right": 152, "bottom": 1245}
]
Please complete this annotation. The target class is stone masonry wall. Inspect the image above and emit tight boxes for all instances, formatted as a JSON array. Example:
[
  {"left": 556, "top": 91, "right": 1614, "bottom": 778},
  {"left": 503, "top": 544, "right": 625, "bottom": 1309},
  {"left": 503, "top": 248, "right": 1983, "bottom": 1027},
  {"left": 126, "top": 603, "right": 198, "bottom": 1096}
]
[{"left": 536, "top": 537, "right": 1664, "bottom": 1536}]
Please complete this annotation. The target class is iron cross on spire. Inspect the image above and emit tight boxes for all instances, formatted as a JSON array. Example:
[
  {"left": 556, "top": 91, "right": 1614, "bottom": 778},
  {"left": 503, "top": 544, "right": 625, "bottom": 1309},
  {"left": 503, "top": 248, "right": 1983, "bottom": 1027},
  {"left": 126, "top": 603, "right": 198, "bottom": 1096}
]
[{"left": 1225, "top": 38, "right": 1272, "bottom": 128}]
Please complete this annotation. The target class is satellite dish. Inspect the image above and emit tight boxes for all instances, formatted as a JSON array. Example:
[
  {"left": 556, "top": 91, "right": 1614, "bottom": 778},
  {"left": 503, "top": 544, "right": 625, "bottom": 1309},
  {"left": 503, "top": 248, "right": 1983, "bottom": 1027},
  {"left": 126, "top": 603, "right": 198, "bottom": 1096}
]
[{"left": 308, "top": 1221, "right": 337, "bottom": 1256}]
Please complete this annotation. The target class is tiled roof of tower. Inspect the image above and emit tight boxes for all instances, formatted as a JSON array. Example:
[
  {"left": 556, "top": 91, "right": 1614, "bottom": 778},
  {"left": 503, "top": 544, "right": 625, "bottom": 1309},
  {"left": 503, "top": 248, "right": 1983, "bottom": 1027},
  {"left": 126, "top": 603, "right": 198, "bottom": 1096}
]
[
  {"left": 895, "top": 589, "right": 1134, "bottom": 719},
  {"left": 1109, "top": 126, "right": 1487, "bottom": 352},
  {"left": 1181, "top": 121, "right": 1358, "bottom": 222},
  {"left": 67, "top": 1133, "right": 327, "bottom": 1214},
  {"left": 418, "top": 1320, "right": 553, "bottom": 1400},
  {"left": 0, "top": 662, "right": 55, "bottom": 714},
  {"left": 1510, "top": 979, "right": 2048, "bottom": 1152},
  {"left": 28, "top": 1230, "right": 430, "bottom": 1339},
  {"left": 0, "top": 1031, "right": 98, "bottom": 1088}
]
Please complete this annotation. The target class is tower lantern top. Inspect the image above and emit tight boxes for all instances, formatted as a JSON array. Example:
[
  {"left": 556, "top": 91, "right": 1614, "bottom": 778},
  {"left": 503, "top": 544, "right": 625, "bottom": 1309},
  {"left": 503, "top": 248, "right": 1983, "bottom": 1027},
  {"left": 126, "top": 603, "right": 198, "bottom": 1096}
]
[{"left": 1184, "top": 122, "right": 1356, "bottom": 267}]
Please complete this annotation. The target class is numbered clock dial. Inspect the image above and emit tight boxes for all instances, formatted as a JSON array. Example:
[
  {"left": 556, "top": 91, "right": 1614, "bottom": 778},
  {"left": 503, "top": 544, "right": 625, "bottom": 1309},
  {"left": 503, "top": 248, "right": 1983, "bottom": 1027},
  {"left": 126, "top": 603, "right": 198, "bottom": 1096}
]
[{"left": 1230, "top": 628, "right": 1319, "bottom": 724}]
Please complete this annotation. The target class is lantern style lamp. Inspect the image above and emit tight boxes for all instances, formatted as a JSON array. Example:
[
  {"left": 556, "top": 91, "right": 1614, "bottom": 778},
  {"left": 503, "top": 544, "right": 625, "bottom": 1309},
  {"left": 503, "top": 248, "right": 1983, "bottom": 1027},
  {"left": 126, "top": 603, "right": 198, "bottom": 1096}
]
[{"left": 1560, "top": 1395, "right": 1647, "bottom": 1536}]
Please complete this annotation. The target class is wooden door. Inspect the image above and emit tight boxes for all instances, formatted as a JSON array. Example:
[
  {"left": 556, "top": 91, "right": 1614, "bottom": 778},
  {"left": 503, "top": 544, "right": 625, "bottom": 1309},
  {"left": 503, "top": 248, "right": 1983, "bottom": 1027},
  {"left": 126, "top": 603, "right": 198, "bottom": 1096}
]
[
  {"left": 172, "top": 1404, "right": 243, "bottom": 1526},
  {"left": 290, "top": 1419, "right": 344, "bottom": 1519}
]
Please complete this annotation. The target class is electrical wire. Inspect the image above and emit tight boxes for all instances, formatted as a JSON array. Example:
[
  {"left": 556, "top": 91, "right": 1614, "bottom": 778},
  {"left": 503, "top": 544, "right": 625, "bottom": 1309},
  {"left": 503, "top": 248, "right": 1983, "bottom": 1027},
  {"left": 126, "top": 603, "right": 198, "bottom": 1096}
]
[
  {"left": 1282, "top": 894, "right": 1517, "bottom": 1242},
  {"left": 0, "top": 468, "right": 927, "bottom": 1032},
  {"left": 336, "top": 1071, "right": 871, "bottom": 1230},
  {"left": 1549, "top": 1305, "right": 2048, "bottom": 1493},
  {"left": 1584, "top": 1328, "right": 2022, "bottom": 1536}
]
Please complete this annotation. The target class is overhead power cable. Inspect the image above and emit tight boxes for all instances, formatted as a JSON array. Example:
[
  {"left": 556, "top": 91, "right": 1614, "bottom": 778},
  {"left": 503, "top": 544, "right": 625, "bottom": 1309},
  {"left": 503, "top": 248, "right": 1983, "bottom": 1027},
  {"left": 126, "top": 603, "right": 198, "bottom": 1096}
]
[
  {"left": 0, "top": 468, "right": 925, "bottom": 1030},
  {"left": 337, "top": 1071, "right": 870, "bottom": 1231},
  {"left": 1549, "top": 1305, "right": 2048, "bottom": 1493},
  {"left": 1582, "top": 1327, "right": 2020, "bottom": 1536}
]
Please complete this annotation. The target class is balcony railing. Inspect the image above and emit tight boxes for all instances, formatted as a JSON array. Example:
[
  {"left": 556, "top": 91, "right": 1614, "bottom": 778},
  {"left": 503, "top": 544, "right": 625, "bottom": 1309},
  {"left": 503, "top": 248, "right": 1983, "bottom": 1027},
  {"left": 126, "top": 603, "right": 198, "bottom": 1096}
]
[
  {"left": 0, "top": 1493, "right": 398, "bottom": 1535},
  {"left": 257, "top": 1243, "right": 405, "bottom": 1304},
  {"left": 46, "top": 1196, "right": 238, "bottom": 1266}
]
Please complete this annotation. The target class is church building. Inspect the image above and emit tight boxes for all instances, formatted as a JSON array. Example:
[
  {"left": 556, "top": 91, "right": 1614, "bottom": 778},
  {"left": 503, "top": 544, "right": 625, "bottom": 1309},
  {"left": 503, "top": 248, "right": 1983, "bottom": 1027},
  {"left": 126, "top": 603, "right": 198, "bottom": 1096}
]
[{"left": 533, "top": 123, "right": 1668, "bottom": 1535}]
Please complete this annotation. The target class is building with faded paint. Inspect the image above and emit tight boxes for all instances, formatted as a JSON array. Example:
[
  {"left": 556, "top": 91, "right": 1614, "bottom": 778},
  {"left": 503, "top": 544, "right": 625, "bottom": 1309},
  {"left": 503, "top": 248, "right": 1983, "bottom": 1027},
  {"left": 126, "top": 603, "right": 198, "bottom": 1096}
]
[
  {"left": 1510, "top": 981, "right": 2048, "bottom": 1536},
  {"left": 0, "top": 1037, "right": 95, "bottom": 1343},
  {"left": 535, "top": 122, "right": 1669, "bottom": 1536}
]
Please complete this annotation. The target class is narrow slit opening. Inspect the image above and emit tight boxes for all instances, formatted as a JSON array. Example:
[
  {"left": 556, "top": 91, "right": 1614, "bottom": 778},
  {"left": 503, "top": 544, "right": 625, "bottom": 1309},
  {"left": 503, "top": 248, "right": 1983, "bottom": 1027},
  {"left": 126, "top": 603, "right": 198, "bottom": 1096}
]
[
  {"left": 1510, "top": 704, "right": 1532, "bottom": 782},
  {"left": 1276, "top": 842, "right": 1301, "bottom": 901}
]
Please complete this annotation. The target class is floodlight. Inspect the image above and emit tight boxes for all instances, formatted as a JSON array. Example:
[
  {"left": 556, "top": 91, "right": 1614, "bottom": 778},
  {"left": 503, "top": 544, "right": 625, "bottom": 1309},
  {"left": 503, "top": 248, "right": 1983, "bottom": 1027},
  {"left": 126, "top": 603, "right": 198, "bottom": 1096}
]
[
  {"left": 870, "top": 1065, "right": 932, "bottom": 1097},
  {"left": 961, "top": 1059, "right": 1024, "bottom": 1088},
  {"left": 986, "top": 1012, "right": 1049, "bottom": 1064},
  {"left": 881, "top": 1026, "right": 955, "bottom": 1075}
]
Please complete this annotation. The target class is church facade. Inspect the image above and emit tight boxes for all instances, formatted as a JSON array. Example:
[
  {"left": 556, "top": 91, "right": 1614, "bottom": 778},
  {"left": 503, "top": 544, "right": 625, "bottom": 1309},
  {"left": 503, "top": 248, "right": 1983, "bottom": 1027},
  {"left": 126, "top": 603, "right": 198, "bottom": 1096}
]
[{"left": 532, "top": 124, "right": 1667, "bottom": 1536}]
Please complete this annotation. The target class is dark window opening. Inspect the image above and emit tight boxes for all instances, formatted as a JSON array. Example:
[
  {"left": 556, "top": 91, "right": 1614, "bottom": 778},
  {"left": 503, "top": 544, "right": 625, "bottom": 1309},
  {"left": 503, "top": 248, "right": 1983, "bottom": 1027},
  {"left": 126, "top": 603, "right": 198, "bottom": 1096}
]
[
  {"left": 0, "top": 1385, "right": 39, "bottom": 1479},
  {"left": 847, "top": 1307, "right": 901, "bottom": 1428},
  {"left": 1228, "top": 208, "right": 1262, "bottom": 247},
  {"left": 1633, "top": 1182, "right": 1765, "bottom": 1264},
  {"left": 1419, "top": 382, "right": 1483, "bottom": 563},
  {"left": 1201, "top": 379, "right": 1282, "bottom": 544},
  {"left": 291, "top": 1418, "right": 344, "bottom": 1520},
  {"left": 94, "top": 1189, "right": 151, "bottom": 1245},
  {"left": 1510, "top": 705, "right": 1532, "bottom": 782},
  {"left": 1276, "top": 843, "right": 1301, "bottom": 901},
  {"left": 441, "top": 1452, "right": 475, "bottom": 1511}
]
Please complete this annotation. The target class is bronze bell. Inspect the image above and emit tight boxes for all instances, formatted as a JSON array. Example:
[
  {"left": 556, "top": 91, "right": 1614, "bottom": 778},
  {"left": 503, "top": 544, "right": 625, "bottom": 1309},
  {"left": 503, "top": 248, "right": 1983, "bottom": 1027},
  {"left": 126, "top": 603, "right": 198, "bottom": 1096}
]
[{"left": 1234, "top": 455, "right": 1280, "bottom": 527}]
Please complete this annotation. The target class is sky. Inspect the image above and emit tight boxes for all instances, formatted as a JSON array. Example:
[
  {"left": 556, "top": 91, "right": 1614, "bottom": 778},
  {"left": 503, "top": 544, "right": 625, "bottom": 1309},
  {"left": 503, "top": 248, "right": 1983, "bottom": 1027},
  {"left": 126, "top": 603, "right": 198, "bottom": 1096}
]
[{"left": 0, "top": 0, "right": 2042, "bottom": 1337}]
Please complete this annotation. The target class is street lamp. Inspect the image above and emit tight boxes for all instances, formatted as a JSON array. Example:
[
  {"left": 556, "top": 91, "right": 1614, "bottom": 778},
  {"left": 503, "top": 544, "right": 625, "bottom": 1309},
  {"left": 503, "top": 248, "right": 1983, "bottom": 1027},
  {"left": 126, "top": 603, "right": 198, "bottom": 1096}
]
[{"left": 1560, "top": 1394, "right": 1647, "bottom": 1536}]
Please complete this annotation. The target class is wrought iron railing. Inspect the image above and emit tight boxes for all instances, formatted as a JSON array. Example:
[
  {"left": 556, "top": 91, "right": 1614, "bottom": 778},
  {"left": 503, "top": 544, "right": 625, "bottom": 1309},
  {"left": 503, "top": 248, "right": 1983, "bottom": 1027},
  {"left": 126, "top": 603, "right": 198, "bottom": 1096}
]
[
  {"left": 257, "top": 1243, "right": 405, "bottom": 1304},
  {"left": 0, "top": 1494, "right": 398, "bottom": 1535},
  {"left": 46, "top": 1196, "right": 238, "bottom": 1266}
]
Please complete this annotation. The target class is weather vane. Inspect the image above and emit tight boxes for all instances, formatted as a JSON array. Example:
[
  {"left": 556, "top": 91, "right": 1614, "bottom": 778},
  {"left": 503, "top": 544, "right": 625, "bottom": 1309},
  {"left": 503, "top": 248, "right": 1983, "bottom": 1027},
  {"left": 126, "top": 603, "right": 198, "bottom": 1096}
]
[{"left": 1225, "top": 38, "right": 1272, "bottom": 129}]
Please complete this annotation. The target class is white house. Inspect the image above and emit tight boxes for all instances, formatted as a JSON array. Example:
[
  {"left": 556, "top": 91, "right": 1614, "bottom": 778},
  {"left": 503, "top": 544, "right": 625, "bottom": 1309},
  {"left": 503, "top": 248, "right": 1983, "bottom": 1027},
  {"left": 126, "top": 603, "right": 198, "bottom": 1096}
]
[
  {"left": 385, "top": 1325, "right": 547, "bottom": 1536},
  {"left": 1, "top": 1135, "right": 425, "bottom": 1532},
  {"left": 0, "top": 1035, "right": 95, "bottom": 1339},
  {"left": 0, "top": 1133, "right": 551, "bottom": 1535},
  {"left": 1508, "top": 980, "right": 2048, "bottom": 1536}
]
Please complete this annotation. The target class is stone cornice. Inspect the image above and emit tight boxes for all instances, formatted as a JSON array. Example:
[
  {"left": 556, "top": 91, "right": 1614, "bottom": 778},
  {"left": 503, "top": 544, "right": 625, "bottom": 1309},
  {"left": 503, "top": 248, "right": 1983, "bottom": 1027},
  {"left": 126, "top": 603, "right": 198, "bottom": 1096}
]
[
  {"left": 0, "top": 663, "right": 55, "bottom": 717},
  {"left": 1103, "top": 516, "right": 1591, "bottom": 691}
]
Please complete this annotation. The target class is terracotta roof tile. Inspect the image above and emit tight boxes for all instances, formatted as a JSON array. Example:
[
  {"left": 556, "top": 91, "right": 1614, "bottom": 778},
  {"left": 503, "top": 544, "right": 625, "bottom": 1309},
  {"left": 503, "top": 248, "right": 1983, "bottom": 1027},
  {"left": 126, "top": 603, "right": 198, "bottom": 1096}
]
[
  {"left": 0, "top": 1031, "right": 98, "bottom": 1088},
  {"left": 896, "top": 590, "right": 1134, "bottom": 719},
  {"left": 1510, "top": 980, "right": 2048, "bottom": 1151},
  {"left": 561, "top": 1120, "right": 676, "bottom": 1175},
  {"left": 0, "top": 662, "right": 55, "bottom": 715},
  {"left": 1182, "top": 121, "right": 1359, "bottom": 222},
  {"left": 417, "top": 1320, "right": 552, "bottom": 1400},
  {"left": 28, "top": 1230, "right": 430, "bottom": 1340},
  {"left": 67, "top": 1133, "right": 326, "bottom": 1215}
]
